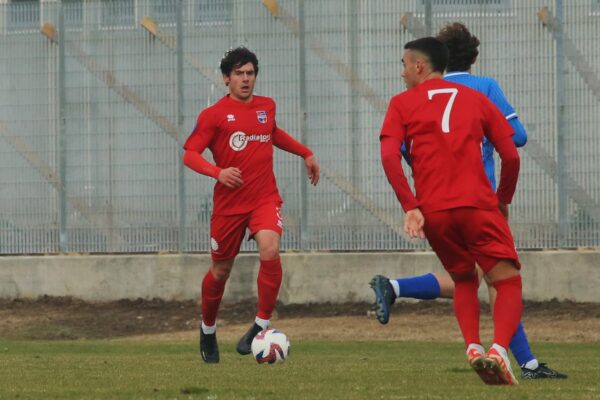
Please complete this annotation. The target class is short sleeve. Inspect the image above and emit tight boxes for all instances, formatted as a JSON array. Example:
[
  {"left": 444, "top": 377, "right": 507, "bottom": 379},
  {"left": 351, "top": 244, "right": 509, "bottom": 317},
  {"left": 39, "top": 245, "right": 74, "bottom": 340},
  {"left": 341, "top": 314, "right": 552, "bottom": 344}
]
[{"left": 183, "top": 109, "right": 216, "bottom": 152}]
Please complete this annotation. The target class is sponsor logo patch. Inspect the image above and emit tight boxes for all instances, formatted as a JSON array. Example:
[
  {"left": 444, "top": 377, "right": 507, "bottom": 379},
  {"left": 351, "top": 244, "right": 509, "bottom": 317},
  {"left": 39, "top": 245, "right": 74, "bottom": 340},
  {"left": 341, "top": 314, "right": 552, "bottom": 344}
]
[{"left": 229, "top": 131, "right": 271, "bottom": 151}]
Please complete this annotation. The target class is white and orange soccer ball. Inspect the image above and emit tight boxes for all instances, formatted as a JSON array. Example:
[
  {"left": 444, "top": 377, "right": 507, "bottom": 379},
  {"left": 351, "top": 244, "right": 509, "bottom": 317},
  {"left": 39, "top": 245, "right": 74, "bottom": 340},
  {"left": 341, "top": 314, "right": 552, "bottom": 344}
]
[{"left": 251, "top": 329, "right": 290, "bottom": 364}]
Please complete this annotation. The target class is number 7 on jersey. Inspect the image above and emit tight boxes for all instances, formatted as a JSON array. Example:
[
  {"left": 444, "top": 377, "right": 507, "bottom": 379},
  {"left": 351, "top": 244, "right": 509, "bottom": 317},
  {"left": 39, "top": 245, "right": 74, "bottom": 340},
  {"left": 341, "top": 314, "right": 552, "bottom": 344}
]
[{"left": 427, "top": 88, "right": 458, "bottom": 133}]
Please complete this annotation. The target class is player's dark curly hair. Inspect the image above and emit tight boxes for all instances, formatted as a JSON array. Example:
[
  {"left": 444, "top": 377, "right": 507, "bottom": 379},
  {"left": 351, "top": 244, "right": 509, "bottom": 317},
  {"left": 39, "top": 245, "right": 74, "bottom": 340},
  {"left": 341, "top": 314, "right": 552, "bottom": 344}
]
[
  {"left": 436, "top": 22, "right": 479, "bottom": 72},
  {"left": 219, "top": 47, "right": 259, "bottom": 76}
]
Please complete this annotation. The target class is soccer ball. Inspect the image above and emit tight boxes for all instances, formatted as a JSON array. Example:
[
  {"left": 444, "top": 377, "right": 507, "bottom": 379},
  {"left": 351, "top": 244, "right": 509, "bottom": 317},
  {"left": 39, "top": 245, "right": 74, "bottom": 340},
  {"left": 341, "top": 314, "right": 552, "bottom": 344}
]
[{"left": 251, "top": 329, "right": 290, "bottom": 364}]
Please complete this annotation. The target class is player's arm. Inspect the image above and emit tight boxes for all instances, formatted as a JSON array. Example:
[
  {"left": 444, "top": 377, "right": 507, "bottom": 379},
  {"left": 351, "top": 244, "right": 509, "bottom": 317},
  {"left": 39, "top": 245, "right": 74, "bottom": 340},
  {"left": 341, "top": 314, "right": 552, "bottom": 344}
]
[
  {"left": 380, "top": 136, "right": 417, "bottom": 210},
  {"left": 483, "top": 99, "right": 520, "bottom": 206},
  {"left": 508, "top": 118, "right": 527, "bottom": 147},
  {"left": 494, "top": 137, "right": 519, "bottom": 204},
  {"left": 380, "top": 100, "right": 424, "bottom": 238},
  {"left": 183, "top": 112, "right": 243, "bottom": 189},
  {"left": 182, "top": 150, "right": 220, "bottom": 179},
  {"left": 488, "top": 79, "right": 527, "bottom": 147},
  {"left": 273, "top": 127, "right": 319, "bottom": 185},
  {"left": 182, "top": 151, "right": 243, "bottom": 189},
  {"left": 272, "top": 127, "right": 312, "bottom": 158},
  {"left": 381, "top": 136, "right": 424, "bottom": 238}
]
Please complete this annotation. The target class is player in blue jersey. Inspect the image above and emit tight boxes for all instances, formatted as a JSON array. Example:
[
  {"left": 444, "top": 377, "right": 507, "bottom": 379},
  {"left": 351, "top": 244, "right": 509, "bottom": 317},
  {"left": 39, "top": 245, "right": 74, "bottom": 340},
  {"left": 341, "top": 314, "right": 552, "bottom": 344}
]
[{"left": 370, "top": 22, "right": 567, "bottom": 380}]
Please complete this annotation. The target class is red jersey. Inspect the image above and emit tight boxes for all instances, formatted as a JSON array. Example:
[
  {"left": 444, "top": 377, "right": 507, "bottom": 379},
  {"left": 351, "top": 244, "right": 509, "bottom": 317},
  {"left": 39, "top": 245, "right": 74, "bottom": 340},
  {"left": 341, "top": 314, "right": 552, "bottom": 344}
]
[
  {"left": 380, "top": 79, "right": 519, "bottom": 213},
  {"left": 184, "top": 95, "right": 282, "bottom": 215}
]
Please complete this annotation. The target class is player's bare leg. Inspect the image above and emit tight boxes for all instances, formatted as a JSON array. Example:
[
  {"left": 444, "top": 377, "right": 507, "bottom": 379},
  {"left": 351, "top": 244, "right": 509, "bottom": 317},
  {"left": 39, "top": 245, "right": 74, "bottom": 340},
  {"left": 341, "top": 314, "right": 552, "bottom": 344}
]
[
  {"left": 237, "top": 230, "right": 282, "bottom": 355},
  {"left": 431, "top": 272, "right": 458, "bottom": 298},
  {"left": 200, "top": 259, "right": 234, "bottom": 364}
]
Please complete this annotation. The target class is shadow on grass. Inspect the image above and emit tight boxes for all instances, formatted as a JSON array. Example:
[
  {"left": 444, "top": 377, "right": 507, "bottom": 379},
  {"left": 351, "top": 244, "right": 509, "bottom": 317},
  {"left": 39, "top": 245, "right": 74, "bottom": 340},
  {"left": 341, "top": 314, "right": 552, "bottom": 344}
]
[{"left": 180, "top": 387, "right": 210, "bottom": 395}]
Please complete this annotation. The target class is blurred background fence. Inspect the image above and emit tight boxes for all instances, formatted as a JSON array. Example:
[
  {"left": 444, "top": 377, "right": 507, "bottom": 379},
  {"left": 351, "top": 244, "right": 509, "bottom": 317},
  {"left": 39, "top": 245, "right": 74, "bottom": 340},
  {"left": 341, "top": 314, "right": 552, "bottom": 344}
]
[{"left": 0, "top": 0, "right": 598, "bottom": 254}]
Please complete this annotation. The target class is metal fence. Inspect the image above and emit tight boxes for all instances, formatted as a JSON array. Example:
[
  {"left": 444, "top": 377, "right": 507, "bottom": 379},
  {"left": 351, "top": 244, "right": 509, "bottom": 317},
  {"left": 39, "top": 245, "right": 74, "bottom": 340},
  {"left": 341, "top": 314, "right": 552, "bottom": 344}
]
[{"left": 0, "top": 0, "right": 598, "bottom": 254}]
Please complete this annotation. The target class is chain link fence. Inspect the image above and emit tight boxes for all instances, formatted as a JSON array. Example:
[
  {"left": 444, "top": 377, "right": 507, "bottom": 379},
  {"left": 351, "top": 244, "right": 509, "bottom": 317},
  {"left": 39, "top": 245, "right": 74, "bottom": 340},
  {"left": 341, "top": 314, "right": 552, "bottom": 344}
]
[{"left": 0, "top": 0, "right": 598, "bottom": 253}]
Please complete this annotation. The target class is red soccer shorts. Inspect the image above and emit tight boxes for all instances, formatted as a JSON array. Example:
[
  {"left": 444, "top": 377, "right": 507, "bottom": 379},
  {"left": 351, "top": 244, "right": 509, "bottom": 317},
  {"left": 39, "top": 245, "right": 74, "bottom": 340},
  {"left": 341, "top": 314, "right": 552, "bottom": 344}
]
[
  {"left": 209, "top": 202, "right": 283, "bottom": 261},
  {"left": 422, "top": 207, "right": 521, "bottom": 276}
]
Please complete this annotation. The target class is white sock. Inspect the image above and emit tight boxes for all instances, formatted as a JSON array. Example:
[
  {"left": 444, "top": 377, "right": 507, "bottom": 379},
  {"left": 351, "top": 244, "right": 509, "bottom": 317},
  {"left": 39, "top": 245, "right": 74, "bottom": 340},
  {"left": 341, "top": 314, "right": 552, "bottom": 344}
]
[
  {"left": 491, "top": 343, "right": 509, "bottom": 358},
  {"left": 390, "top": 280, "right": 400, "bottom": 297},
  {"left": 467, "top": 343, "right": 485, "bottom": 355},
  {"left": 255, "top": 317, "right": 270, "bottom": 330},
  {"left": 201, "top": 322, "right": 216, "bottom": 335},
  {"left": 523, "top": 359, "right": 539, "bottom": 370}
]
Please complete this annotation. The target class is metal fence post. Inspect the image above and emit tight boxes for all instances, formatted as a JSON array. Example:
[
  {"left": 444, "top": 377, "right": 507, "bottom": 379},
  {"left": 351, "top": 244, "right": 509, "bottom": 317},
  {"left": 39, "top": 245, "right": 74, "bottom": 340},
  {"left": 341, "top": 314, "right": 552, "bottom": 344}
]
[
  {"left": 58, "top": 0, "right": 68, "bottom": 252},
  {"left": 349, "top": 0, "right": 359, "bottom": 243},
  {"left": 424, "top": 0, "right": 432, "bottom": 36},
  {"left": 298, "top": 0, "right": 308, "bottom": 249},
  {"left": 177, "top": 0, "right": 186, "bottom": 252},
  {"left": 556, "top": 0, "right": 568, "bottom": 247}
]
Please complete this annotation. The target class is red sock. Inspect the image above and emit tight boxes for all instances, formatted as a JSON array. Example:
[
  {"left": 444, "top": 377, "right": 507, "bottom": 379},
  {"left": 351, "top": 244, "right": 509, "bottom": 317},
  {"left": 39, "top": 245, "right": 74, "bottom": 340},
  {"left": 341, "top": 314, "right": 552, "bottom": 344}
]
[
  {"left": 201, "top": 269, "right": 227, "bottom": 326},
  {"left": 492, "top": 275, "right": 523, "bottom": 348},
  {"left": 453, "top": 273, "right": 481, "bottom": 346},
  {"left": 256, "top": 257, "right": 282, "bottom": 320}
]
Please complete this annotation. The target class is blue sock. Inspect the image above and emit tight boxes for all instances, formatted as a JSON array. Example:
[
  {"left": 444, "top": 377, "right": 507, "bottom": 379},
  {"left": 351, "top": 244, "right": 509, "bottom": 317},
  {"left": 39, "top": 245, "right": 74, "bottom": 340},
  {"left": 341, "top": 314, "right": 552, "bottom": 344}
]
[
  {"left": 509, "top": 322, "right": 536, "bottom": 367},
  {"left": 395, "top": 273, "right": 441, "bottom": 300}
]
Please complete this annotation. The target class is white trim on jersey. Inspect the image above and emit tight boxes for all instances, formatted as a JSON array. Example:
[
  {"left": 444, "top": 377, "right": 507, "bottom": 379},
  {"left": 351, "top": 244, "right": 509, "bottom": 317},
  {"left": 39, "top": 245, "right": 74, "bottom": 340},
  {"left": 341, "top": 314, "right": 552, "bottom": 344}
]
[
  {"left": 505, "top": 112, "right": 518, "bottom": 120},
  {"left": 444, "top": 72, "right": 470, "bottom": 78}
]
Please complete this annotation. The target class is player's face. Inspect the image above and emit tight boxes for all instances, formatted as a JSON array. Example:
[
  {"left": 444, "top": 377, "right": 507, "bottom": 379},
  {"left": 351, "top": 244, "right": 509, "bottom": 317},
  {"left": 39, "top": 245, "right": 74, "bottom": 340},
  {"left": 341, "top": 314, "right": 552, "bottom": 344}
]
[
  {"left": 224, "top": 62, "right": 256, "bottom": 103},
  {"left": 401, "top": 49, "right": 419, "bottom": 89}
]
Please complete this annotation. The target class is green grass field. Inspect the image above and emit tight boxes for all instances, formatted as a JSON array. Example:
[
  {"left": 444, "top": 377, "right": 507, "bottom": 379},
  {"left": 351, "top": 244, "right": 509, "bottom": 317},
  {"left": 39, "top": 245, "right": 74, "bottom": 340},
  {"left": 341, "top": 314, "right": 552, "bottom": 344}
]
[{"left": 0, "top": 340, "right": 596, "bottom": 400}]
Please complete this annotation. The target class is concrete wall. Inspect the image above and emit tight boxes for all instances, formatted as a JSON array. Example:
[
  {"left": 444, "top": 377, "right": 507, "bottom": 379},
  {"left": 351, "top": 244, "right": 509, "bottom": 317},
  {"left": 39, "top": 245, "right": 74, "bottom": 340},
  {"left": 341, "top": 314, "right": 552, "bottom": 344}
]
[{"left": 0, "top": 250, "right": 598, "bottom": 303}]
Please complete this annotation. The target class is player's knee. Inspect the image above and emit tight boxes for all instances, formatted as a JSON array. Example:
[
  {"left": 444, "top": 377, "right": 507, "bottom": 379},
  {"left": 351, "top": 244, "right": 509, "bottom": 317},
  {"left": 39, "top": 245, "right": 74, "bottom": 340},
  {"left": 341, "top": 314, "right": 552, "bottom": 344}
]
[
  {"left": 450, "top": 270, "right": 477, "bottom": 283},
  {"left": 210, "top": 269, "right": 230, "bottom": 282},
  {"left": 486, "top": 259, "right": 519, "bottom": 283},
  {"left": 260, "top": 249, "right": 279, "bottom": 261},
  {"left": 211, "top": 262, "right": 233, "bottom": 281},
  {"left": 259, "top": 244, "right": 280, "bottom": 260}
]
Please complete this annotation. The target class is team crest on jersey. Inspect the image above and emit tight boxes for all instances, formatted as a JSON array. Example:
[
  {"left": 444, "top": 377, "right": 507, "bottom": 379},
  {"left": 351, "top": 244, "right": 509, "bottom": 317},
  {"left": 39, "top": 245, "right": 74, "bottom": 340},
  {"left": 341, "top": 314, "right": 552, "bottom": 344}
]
[
  {"left": 227, "top": 114, "right": 235, "bottom": 122},
  {"left": 256, "top": 111, "right": 267, "bottom": 124}
]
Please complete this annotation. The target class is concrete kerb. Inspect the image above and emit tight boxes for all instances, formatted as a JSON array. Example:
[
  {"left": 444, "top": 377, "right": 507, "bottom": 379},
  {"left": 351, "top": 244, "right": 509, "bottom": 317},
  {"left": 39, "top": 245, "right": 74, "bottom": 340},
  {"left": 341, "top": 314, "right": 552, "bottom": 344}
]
[{"left": 0, "top": 250, "right": 598, "bottom": 303}]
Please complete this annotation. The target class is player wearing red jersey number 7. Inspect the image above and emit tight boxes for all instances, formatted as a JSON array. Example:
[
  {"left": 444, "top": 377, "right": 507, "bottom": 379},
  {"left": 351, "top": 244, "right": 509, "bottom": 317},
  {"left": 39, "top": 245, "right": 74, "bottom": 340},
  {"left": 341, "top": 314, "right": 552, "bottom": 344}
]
[
  {"left": 183, "top": 47, "right": 319, "bottom": 364},
  {"left": 371, "top": 22, "right": 566, "bottom": 380},
  {"left": 379, "top": 37, "right": 521, "bottom": 385}
]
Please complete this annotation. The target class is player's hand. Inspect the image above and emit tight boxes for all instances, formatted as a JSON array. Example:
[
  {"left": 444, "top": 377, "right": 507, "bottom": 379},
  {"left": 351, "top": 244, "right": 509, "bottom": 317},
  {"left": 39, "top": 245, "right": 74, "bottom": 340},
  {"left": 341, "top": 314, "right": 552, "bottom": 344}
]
[
  {"left": 498, "top": 202, "right": 509, "bottom": 220},
  {"left": 404, "top": 208, "right": 425, "bottom": 239},
  {"left": 217, "top": 167, "right": 243, "bottom": 189},
  {"left": 304, "top": 155, "right": 320, "bottom": 186}
]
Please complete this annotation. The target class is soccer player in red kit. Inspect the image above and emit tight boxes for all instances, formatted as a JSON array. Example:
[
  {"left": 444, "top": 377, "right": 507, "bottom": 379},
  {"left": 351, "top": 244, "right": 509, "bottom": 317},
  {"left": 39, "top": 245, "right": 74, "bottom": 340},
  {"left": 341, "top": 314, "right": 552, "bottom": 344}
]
[
  {"left": 379, "top": 38, "right": 522, "bottom": 385},
  {"left": 183, "top": 47, "right": 319, "bottom": 364}
]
